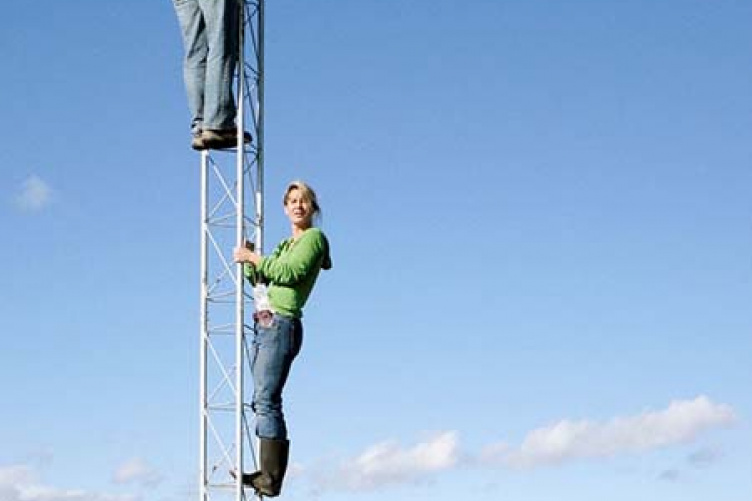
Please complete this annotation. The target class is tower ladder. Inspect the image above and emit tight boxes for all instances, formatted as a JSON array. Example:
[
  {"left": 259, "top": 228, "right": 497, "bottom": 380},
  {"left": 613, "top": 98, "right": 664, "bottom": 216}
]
[{"left": 199, "top": 1, "right": 264, "bottom": 500}]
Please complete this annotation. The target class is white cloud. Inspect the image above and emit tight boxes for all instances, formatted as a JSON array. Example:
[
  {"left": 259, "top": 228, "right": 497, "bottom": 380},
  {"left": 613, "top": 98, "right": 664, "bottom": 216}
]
[
  {"left": 0, "top": 464, "right": 138, "bottom": 501},
  {"left": 481, "top": 395, "right": 736, "bottom": 468},
  {"left": 112, "top": 458, "right": 163, "bottom": 489},
  {"left": 0, "top": 465, "right": 35, "bottom": 486},
  {"left": 301, "top": 396, "right": 737, "bottom": 493},
  {"left": 314, "top": 431, "right": 460, "bottom": 493},
  {"left": 14, "top": 174, "right": 54, "bottom": 211}
]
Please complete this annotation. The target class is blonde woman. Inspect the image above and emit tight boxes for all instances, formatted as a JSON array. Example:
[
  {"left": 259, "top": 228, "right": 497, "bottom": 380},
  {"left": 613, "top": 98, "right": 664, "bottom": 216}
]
[{"left": 233, "top": 180, "right": 332, "bottom": 497}]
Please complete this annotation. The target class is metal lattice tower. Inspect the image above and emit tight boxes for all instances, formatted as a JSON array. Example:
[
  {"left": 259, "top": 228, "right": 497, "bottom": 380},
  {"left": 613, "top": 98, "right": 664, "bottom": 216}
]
[{"left": 199, "top": 1, "right": 264, "bottom": 500}]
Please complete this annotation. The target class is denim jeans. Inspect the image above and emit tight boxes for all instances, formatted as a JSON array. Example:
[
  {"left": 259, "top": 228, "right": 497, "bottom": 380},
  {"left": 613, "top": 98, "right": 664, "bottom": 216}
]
[
  {"left": 251, "top": 314, "right": 303, "bottom": 440},
  {"left": 173, "top": 0, "right": 239, "bottom": 132}
]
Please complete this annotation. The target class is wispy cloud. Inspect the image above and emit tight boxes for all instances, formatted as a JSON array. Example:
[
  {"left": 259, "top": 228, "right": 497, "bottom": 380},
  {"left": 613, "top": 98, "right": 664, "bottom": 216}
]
[
  {"left": 14, "top": 175, "right": 54, "bottom": 212},
  {"left": 0, "top": 465, "right": 35, "bottom": 488},
  {"left": 686, "top": 445, "right": 723, "bottom": 468},
  {"left": 2, "top": 397, "right": 734, "bottom": 498},
  {"left": 302, "top": 396, "right": 736, "bottom": 494},
  {"left": 657, "top": 445, "right": 725, "bottom": 483},
  {"left": 480, "top": 395, "right": 736, "bottom": 468},
  {"left": 313, "top": 431, "right": 460, "bottom": 493},
  {"left": 658, "top": 469, "right": 681, "bottom": 482},
  {"left": 0, "top": 464, "right": 138, "bottom": 501},
  {"left": 112, "top": 458, "right": 163, "bottom": 489}
]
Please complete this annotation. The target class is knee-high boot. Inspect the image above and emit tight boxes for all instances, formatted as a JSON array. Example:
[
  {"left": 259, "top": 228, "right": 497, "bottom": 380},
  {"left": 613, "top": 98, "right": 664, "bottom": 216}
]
[{"left": 244, "top": 437, "right": 289, "bottom": 497}]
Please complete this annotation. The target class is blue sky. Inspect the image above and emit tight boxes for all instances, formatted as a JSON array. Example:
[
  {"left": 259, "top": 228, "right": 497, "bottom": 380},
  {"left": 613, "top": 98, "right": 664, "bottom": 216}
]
[{"left": 2, "top": 0, "right": 750, "bottom": 500}]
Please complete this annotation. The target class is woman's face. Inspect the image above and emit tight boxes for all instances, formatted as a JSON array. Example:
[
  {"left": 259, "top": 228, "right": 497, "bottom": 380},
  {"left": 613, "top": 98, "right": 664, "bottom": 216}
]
[{"left": 284, "top": 188, "right": 314, "bottom": 228}]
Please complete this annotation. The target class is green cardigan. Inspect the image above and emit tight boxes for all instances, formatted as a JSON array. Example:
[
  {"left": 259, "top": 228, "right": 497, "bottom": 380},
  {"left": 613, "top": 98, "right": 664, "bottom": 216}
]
[{"left": 244, "top": 227, "right": 331, "bottom": 318}]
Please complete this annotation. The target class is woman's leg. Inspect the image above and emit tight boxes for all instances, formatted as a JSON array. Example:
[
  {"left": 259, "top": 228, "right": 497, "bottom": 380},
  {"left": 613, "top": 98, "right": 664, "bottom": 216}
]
[{"left": 251, "top": 315, "right": 303, "bottom": 440}]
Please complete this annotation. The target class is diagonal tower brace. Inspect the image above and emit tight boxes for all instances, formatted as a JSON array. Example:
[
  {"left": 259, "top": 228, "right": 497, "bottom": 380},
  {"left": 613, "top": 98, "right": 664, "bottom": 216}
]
[{"left": 199, "top": 1, "right": 264, "bottom": 500}]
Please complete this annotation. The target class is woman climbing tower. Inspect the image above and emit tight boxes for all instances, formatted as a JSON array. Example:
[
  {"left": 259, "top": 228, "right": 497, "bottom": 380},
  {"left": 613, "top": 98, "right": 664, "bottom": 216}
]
[{"left": 232, "top": 180, "right": 332, "bottom": 497}]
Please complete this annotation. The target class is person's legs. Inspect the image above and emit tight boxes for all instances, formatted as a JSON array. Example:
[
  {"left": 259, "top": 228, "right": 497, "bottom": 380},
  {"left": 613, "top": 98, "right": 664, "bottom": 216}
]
[
  {"left": 173, "top": 0, "right": 207, "bottom": 134},
  {"left": 247, "top": 315, "right": 302, "bottom": 497},
  {"left": 197, "top": 0, "right": 239, "bottom": 131},
  {"left": 251, "top": 315, "right": 303, "bottom": 440}
]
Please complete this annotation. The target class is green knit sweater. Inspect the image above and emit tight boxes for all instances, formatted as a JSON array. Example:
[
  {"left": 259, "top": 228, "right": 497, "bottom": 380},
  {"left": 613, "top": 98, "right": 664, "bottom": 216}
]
[{"left": 244, "top": 227, "right": 331, "bottom": 318}]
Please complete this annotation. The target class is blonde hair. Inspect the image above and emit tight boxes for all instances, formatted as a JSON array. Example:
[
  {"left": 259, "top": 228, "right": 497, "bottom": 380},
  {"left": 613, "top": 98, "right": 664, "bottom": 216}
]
[{"left": 283, "top": 180, "right": 321, "bottom": 218}]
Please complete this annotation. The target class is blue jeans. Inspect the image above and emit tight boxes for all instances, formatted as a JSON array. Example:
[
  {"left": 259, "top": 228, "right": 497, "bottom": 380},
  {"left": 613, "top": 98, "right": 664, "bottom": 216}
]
[
  {"left": 251, "top": 314, "right": 303, "bottom": 440},
  {"left": 173, "top": 0, "right": 239, "bottom": 132}
]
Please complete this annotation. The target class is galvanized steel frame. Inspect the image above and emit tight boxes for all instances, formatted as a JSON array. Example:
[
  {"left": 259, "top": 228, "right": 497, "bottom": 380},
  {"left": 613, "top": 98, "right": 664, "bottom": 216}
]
[{"left": 199, "top": 1, "right": 264, "bottom": 500}]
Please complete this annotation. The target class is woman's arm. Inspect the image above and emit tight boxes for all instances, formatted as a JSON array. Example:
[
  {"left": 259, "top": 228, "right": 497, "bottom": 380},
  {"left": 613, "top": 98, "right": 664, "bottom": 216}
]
[{"left": 257, "top": 229, "right": 328, "bottom": 286}]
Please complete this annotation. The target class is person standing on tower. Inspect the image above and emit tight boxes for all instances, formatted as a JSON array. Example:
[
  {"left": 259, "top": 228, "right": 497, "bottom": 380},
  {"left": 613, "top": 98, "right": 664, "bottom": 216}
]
[
  {"left": 172, "top": 0, "right": 251, "bottom": 150},
  {"left": 232, "top": 180, "right": 332, "bottom": 497}
]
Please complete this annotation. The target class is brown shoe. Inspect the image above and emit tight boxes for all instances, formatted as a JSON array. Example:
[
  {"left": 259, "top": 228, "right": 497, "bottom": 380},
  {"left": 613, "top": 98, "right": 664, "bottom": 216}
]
[
  {"left": 191, "top": 133, "right": 206, "bottom": 151},
  {"left": 201, "top": 128, "right": 252, "bottom": 150}
]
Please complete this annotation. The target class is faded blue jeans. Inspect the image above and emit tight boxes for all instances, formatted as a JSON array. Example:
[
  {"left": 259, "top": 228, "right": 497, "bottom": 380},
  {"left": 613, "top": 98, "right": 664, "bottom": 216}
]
[
  {"left": 173, "top": 0, "right": 239, "bottom": 133},
  {"left": 251, "top": 314, "right": 303, "bottom": 440}
]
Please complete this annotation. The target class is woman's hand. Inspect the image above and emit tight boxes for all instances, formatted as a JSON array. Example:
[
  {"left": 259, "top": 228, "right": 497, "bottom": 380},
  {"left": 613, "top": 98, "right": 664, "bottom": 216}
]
[{"left": 233, "top": 246, "right": 261, "bottom": 265}]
